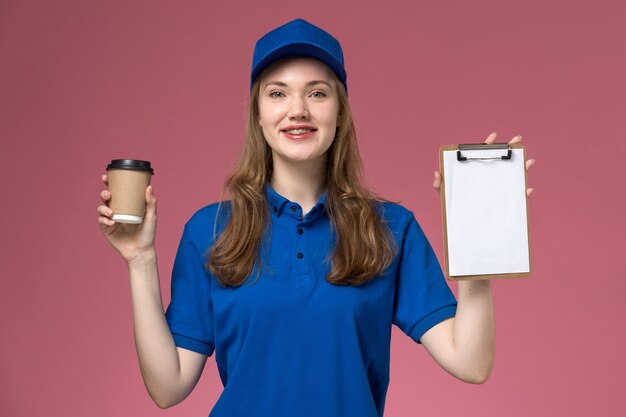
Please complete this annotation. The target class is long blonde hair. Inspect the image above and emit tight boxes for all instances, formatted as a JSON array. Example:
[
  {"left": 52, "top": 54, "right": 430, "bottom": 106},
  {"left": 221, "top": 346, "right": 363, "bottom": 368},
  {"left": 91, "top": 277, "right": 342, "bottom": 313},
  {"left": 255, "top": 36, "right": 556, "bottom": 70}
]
[{"left": 207, "top": 68, "right": 398, "bottom": 287}]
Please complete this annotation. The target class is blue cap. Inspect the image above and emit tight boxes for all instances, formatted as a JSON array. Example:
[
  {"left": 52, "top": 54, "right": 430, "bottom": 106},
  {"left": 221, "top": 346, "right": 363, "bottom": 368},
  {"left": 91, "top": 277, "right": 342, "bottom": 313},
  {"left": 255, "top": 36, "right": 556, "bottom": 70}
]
[{"left": 251, "top": 18, "right": 347, "bottom": 93}]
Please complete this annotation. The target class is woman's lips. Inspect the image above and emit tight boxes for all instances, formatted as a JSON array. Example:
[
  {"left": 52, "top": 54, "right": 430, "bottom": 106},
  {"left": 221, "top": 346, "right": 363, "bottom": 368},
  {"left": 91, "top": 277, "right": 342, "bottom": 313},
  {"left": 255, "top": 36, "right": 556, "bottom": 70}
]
[{"left": 281, "top": 129, "right": 317, "bottom": 140}]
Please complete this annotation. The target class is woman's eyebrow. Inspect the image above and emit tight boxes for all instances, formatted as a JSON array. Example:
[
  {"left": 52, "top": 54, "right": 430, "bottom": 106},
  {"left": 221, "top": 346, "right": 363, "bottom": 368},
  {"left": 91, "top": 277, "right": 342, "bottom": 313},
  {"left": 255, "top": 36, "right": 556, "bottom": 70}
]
[
  {"left": 263, "top": 80, "right": 332, "bottom": 89},
  {"left": 307, "top": 80, "right": 331, "bottom": 88}
]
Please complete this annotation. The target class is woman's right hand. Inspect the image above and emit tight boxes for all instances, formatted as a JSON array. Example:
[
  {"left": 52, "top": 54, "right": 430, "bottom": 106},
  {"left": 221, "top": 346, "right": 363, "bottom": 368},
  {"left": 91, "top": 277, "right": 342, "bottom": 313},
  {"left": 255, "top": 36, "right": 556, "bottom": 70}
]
[{"left": 97, "top": 174, "right": 158, "bottom": 264}]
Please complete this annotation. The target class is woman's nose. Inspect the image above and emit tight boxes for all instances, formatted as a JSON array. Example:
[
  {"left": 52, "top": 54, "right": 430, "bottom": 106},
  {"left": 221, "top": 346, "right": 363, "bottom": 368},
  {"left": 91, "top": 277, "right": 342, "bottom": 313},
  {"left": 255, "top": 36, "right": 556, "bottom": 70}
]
[{"left": 288, "top": 97, "right": 309, "bottom": 119}]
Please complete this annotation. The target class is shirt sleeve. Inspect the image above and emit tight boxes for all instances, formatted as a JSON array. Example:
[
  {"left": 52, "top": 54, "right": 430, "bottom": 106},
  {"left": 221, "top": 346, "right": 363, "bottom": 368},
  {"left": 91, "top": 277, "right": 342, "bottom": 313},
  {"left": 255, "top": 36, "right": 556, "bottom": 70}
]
[
  {"left": 164, "top": 222, "right": 216, "bottom": 356},
  {"left": 392, "top": 212, "right": 457, "bottom": 344}
]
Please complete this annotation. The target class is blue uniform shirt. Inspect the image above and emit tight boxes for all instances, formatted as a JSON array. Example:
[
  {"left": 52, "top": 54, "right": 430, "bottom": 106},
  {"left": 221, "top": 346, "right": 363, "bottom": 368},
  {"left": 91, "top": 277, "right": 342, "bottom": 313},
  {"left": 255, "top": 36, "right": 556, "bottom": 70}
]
[{"left": 165, "top": 184, "right": 457, "bottom": 417}]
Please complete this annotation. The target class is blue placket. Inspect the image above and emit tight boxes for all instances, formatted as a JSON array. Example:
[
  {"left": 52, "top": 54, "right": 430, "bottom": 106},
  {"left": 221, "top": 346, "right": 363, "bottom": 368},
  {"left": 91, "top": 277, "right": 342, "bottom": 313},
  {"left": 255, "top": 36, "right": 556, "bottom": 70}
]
[
  {"left": 266, "top": 183, "right": 327, "bottom": 290},
  {"left": 289, "top": 205, "right": 310, "bottom": 289}
]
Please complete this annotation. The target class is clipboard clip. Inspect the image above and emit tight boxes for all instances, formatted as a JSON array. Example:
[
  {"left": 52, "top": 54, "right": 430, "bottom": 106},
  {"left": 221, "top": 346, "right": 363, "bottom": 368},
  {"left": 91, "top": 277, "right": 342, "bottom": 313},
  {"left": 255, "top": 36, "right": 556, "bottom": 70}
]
[{"left": 457, "top": 143, "right": 512, "bottom": 161}]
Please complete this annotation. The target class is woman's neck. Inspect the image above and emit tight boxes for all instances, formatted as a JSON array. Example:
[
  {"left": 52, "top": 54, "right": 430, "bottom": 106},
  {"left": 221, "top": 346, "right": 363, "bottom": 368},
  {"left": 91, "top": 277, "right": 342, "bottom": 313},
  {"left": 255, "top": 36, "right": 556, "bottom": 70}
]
[{"left": 270, "top": 157, "right": 326, "bottom": 213}]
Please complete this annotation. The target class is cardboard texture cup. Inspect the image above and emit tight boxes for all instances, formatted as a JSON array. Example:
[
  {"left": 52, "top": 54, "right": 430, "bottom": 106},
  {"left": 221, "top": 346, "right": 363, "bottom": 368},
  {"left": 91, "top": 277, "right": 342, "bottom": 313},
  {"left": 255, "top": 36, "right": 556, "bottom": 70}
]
[{"left": 106, "top": 160, "right": 154, "bottom": 224}]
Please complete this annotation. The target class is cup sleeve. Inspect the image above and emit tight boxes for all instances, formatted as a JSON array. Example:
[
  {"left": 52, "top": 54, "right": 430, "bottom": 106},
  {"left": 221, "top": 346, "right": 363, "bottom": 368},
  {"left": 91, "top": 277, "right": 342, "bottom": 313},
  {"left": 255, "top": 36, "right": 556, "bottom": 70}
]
[
  {"left": 164, "top": 223, "right": 215, "bottom": 356},
  {"left": 392, "top": 212, "right": 457, "bottom": 344}
]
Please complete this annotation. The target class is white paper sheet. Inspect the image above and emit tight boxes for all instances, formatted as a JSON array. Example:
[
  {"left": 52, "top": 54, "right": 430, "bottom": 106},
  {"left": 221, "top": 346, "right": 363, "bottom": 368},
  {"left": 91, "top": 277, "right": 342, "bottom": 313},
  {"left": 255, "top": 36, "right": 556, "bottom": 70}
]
[{"left": 443, "top": 148, "right": 530, "bottom": 276}]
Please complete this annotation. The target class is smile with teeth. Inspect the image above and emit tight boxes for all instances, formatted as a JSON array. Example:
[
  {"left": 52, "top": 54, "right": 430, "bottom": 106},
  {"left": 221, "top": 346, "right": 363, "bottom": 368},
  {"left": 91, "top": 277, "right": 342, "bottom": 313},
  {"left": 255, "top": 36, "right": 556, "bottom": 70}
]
[{"left": 284, "top": 129, "right": 315, "bottom": 134}]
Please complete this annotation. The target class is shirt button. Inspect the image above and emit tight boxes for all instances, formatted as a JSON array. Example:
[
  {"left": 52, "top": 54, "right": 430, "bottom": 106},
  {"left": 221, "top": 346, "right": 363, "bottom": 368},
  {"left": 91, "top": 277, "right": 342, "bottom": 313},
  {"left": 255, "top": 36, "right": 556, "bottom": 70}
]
[
  {"left": 296, "top": 252, "right": 304, "bottom": 259},
  {"left": 290, "top": 206, "right": 297, "bottom": 212},
  {"left": 297, "top": 228, "right": 303, "bottom": 235}
]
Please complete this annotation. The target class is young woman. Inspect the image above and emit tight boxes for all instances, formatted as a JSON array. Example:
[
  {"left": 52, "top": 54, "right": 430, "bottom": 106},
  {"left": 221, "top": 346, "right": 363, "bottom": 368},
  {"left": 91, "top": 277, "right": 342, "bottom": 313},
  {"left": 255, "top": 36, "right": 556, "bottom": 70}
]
[{"left": 97, "top": 18, "right": 535, "bottom": 417}]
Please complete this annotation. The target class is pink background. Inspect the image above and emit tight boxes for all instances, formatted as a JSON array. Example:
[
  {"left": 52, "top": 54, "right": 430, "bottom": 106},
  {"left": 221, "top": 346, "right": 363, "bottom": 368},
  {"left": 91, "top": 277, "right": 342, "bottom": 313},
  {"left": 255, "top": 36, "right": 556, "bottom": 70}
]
[{"left": 1, "top": 1, "right": 625, "bottom": 416}]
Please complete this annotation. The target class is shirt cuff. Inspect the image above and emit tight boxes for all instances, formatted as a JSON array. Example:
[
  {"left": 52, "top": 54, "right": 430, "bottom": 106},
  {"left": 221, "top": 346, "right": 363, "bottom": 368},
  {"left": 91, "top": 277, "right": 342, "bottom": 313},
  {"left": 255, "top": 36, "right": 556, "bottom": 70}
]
[
  {"left": 409, "top": 304, "right": 457, "bottom": 344},
  {"left": 171, "top": 333, "right": 215, "bottom": 356}
]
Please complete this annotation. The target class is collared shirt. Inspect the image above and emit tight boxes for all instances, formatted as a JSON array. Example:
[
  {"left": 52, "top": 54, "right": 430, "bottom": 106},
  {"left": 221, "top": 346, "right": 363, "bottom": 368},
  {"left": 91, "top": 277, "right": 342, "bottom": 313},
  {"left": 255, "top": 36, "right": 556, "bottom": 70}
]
[{"left": 165, "top": 183, "right": 457, "bottom": 417}]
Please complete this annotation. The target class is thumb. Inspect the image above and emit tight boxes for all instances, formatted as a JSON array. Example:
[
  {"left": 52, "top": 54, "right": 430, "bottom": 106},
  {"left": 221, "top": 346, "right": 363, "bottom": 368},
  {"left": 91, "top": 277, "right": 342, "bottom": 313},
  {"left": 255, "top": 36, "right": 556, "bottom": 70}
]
[
  {"left": 433, "top": 171, "right": 442, "bottom": 190},
  {"left": 145, "top": 185, "right": 157, "bottom": 218}
]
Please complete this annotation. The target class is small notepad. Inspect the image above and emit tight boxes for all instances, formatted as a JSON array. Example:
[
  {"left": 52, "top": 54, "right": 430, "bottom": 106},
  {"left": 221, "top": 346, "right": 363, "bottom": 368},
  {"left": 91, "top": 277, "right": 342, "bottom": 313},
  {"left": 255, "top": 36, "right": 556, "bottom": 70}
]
[{"left": 439, "top": 143, "right": 531, "bottom": 280}]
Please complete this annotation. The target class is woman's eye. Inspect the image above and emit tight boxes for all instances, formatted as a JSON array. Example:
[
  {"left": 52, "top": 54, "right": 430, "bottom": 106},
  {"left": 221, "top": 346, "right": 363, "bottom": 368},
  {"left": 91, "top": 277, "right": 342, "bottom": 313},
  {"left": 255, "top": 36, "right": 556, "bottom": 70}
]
[
  {"left": 269, "top": 91, "right": 284, "bottom": 98},
  {"left": 311, "top": 91, "right": 326, "bottom": 98}
]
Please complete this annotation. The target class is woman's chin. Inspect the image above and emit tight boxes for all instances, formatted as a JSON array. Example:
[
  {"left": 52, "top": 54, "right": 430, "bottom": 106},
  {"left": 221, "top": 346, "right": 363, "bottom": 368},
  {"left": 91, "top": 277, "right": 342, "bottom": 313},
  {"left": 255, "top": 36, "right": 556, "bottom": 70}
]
[{"left": 276, "top": 152, "right": 325, "bottom": 166}]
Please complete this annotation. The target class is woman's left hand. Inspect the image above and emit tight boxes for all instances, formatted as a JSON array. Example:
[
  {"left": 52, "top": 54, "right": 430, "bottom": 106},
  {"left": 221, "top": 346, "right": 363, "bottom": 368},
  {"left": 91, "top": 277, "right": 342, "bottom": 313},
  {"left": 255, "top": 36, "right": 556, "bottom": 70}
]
[{"left": 433, "top": 132, "right": 535, "bottom": 197}]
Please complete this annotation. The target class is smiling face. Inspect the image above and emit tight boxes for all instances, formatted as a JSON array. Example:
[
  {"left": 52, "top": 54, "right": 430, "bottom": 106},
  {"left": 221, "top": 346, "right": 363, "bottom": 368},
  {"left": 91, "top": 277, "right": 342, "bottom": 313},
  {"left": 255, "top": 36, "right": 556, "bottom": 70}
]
[{"left": 257, "top": 57, "right": 340, "bottom": 170}]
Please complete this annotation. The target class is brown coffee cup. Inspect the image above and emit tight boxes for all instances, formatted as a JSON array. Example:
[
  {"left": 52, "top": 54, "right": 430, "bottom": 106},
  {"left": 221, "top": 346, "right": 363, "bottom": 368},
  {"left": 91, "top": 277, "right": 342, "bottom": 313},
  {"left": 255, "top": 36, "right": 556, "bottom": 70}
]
[{"left": 105, "top": 159, "right": 154, "bottom": 224}]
